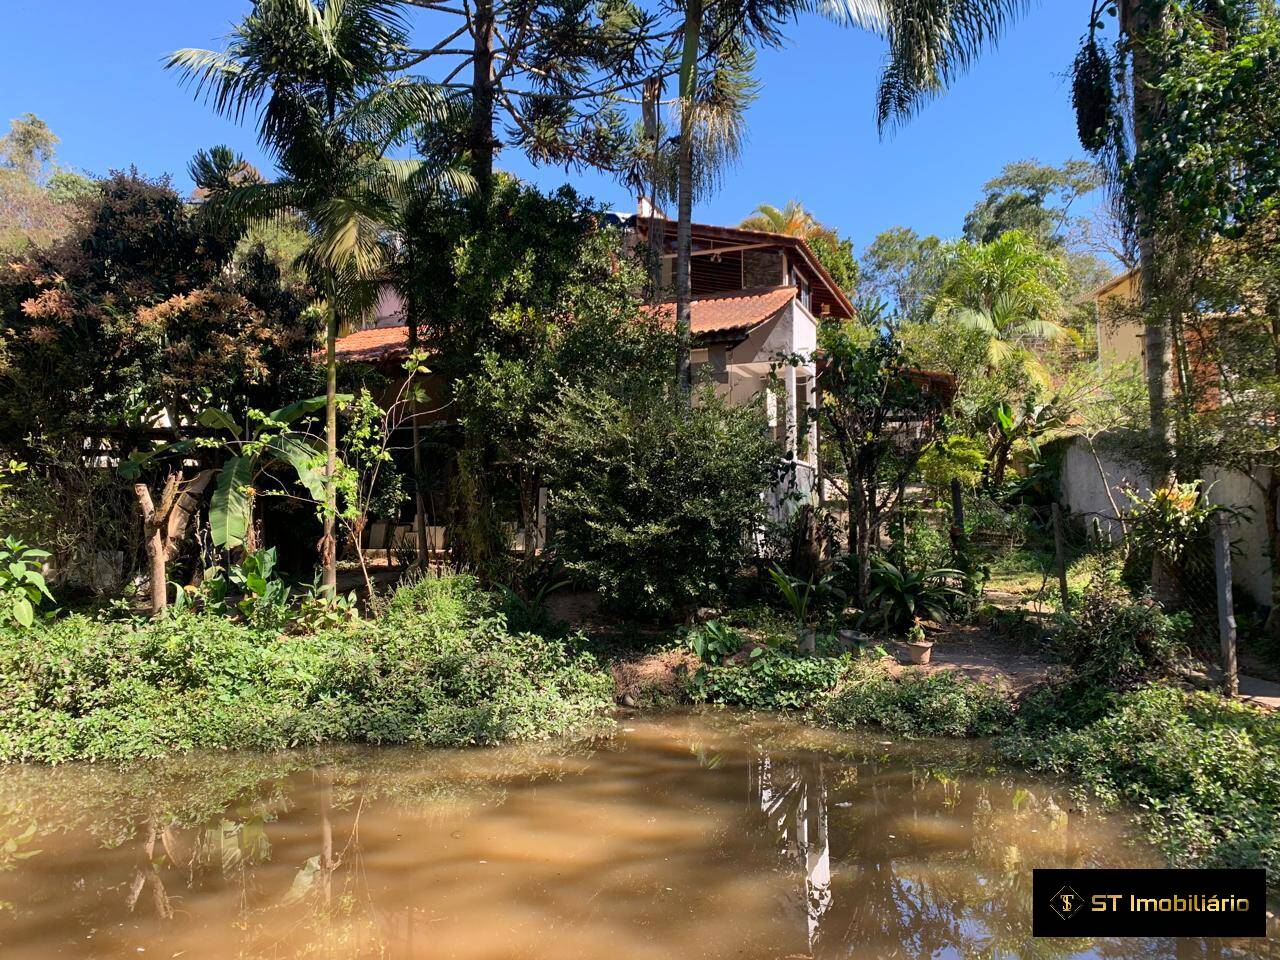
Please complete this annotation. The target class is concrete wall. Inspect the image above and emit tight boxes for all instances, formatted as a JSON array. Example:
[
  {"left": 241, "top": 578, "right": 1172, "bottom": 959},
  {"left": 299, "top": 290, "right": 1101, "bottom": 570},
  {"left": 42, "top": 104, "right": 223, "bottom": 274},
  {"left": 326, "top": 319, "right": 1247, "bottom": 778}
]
[
  {"left": 1059, "top": 438, "right": 1153, "bottom": 540},
  {"left": 1204, "top": 465, "right": 1275, "bottom": 608},
  {"left": 1060, "top": 436, "right": 1275, "bottom": 607}
]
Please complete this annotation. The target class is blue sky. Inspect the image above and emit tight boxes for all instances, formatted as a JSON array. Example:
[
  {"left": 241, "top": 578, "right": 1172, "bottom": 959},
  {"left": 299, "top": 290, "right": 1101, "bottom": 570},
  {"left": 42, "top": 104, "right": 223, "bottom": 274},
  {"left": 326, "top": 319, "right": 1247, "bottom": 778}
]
[{"left": 0, "top": 1, "right": 1095, "bottom": 252}]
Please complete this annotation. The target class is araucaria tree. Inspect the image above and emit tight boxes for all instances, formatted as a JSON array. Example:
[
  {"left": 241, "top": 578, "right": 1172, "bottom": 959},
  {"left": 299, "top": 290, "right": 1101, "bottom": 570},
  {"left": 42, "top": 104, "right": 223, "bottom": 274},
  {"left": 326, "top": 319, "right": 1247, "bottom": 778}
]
[
  {"left": 816, "top": 319, "right": 946, "bottom": 605},
  {"left": 168, "top": 0, "right": 469, "bottom": 589}
]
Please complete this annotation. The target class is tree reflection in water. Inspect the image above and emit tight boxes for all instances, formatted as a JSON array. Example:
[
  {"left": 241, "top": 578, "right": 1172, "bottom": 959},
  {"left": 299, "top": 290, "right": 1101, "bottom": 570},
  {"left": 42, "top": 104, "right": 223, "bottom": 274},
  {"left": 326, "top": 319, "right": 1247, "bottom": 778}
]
[
  {"left": 0, "top": 719, "right": 1273, "bottom": 960},
  {"left": 743, "top": 737, "right": 1229, "bottom": 960}
]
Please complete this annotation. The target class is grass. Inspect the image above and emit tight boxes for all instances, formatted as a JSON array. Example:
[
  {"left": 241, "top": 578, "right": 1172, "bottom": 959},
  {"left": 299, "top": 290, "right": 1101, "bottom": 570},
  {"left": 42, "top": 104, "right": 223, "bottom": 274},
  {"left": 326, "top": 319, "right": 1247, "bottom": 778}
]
[
  {"left": 1004, "top": 683, "right": 1280, "bottom": 888},
  {"left": 0, "top": 574, "right": 614, "bottom": 763}
]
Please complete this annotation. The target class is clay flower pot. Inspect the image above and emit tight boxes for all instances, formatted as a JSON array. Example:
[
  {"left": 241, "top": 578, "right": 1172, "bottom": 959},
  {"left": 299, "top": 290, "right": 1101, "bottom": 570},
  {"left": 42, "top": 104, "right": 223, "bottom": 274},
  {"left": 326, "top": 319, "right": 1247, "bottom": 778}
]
[
  {"left": 797, "top": 628, "right": 817, "bottom": 655},
  {"left": 904, "top": 639, "right": 934, "bottom": 665}
]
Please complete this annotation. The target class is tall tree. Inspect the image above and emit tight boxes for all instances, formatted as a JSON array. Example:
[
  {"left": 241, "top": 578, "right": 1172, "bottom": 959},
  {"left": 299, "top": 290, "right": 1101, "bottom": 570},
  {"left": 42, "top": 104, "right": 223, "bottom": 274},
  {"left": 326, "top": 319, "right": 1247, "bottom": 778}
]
[
  {"left": 0, "top": 114, "right": 93, "bottom": 256},
  {"left": 169, "top": 0, "right": 468, "bottom": 589},
  {"left": 859, "top": 226, "right": 944, "bottom": 318},
  {"left": 398, "top": 0, "right": 675, "bottom": 206},
  {"left": 962, "top": 159, "right": 1102, "bottom": 248},
  {"left": 930, "top": 229, "right": 1075, "bottom": 381}
]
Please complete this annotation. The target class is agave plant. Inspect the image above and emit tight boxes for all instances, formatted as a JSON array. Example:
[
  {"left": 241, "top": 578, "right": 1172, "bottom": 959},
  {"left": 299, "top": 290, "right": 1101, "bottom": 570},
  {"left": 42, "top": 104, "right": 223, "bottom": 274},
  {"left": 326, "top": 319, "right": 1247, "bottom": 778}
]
[
  {"left": 496, "top": 578, "right": 570, "bottom": 634},
  {"left": 768, "top": 564, "right": 846, "bottom": 626},
  {"left": 867, "top": 559, "right": 965, "bottom": 634}
]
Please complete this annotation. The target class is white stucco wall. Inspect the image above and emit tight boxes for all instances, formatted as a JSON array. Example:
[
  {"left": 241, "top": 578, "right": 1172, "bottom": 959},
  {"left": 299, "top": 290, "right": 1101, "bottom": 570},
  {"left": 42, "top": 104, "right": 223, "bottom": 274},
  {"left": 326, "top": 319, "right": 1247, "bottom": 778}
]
[
  {"left": 1204, "top": 465, "right": 1275, "bottom": 608},
  {"left": 1060, "top": 436, "right": 1275, "bottom": 607},
  {"left": 1059, "top": 439, "right": 1153, "bottom": 541}
]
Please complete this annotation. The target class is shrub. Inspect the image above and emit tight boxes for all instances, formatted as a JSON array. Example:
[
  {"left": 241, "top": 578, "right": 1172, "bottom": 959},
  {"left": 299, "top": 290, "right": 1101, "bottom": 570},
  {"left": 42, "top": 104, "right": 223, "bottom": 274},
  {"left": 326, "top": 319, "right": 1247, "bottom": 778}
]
[
  {"left": 819, "top": 660, "right": 1013, "bottom": 738},
  {"left": 0, "top": 536, "right": 54, "bottom": 627},
  {"left": 537, "top": 382, "right": 777, "bottom": 621},
  {"left": 865, "top": 559, "right": 965, "bottom": 633},
  {"left": 1056, "top": 582, "right": 1189, "bottom": 690},
  {"left": 685, "top": 619, "right": 746, "bottom": 664},
  {"left": 692, "top": 650, "right": 848, "bottom": 711},
  {"left": 0, "top": 574, "right": 614, "bottom": 763},
  {"left": 1004, "top": 684, "right": 1280, "bottom": 885}
]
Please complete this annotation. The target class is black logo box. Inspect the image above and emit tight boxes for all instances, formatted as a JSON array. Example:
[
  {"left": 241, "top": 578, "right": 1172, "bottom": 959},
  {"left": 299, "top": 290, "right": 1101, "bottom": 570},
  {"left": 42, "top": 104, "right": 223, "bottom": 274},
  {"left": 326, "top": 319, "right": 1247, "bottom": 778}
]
[{"left": 1033, "top": 868, "right": 1268, "bottom": 938}]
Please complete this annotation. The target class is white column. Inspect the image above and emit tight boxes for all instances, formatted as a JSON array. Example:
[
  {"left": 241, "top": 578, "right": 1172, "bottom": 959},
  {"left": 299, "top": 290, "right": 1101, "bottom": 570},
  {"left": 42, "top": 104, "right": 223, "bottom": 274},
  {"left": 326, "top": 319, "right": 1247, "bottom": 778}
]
[
  {"left": 805, "top": 368, "right": 818, "bottom": 465},
  {"left": 784, "top": 364, "right": 798, "bottom": 458}
]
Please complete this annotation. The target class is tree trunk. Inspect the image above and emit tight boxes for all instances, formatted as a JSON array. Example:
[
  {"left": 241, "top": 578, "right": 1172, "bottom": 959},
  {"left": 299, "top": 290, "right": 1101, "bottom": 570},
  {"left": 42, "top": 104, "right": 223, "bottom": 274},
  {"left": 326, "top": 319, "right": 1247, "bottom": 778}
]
[
  {"left": 1123, "top": 0, "right": 1178, "bottom": 599},
  {"left": 321, "top": 300, "right": 338, "bottom": 592},
  {"left": 133, "top": 469, "right": 214, "bottom": 617},
  {"left": 352, "top": 514, "right": 374, "bottom": 599},
  {"left": 135, "top": 483, "right": 168, "bottom": 617},
  {"left": 406, "top": 280, "right": 429, "bottom": 570},
  {"left": 470, "top": 0, "right": 496, "bottom": 208},
  {"left": 847, "top": 465, "right": 871, "bottom": 607},
  {"left": 674, "top": 133, "right": 694, "bottom": 396},
  {"left": 642, "top": 74, "right": 665, "bottom": 301},
  {"left": 673, "top": 0, "right": 701, "bottom": 399},
  {"left": 991, "top": 440, "right": 1013, "bottom": 488},
  {"left": 1124, "top": 0, "right": 1176, "bottom": 475}
]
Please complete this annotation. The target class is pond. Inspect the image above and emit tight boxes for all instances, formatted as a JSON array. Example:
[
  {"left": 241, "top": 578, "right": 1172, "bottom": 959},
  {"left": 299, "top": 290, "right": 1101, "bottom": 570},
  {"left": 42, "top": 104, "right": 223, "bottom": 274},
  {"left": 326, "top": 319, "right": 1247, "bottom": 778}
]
[{"left": 0, "top": 711, "right": 1273, "bottom": 959}]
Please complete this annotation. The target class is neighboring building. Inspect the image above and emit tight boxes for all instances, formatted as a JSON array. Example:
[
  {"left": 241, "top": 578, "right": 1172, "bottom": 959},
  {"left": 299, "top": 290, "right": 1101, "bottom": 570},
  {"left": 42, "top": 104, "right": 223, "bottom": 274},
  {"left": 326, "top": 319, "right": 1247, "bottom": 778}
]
[
  {"left": 1084, "top": 268, "right": 1143, "bottom": 373},
  {"left": 331, "top": 216, "right": 857, "bottom": 550},
  {"left": 1069, "top": 268, "right": 1275, "bottom": 610}
]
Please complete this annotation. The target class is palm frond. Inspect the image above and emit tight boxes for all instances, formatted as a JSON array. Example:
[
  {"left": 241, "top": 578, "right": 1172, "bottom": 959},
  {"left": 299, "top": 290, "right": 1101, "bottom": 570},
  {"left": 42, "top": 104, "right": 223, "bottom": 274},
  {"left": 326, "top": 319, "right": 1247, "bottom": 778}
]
[
  {"left": 811, "top": 0, "right": 889, "bottom": 30},
  {"left": 875, "top": 0, "right": 1031, "bottom": 132},
  {"left": 337, "top": 78, "right": 461, "bottom": 150},
  {"left": 1014, "top": 316, "right": 1078, "bottom": 344},
  {"left": 166, "top": 48, "right": 257, "bottom": 123},
  {"left": 951, "top": 306, "right": 1000, "bottom": 338}
]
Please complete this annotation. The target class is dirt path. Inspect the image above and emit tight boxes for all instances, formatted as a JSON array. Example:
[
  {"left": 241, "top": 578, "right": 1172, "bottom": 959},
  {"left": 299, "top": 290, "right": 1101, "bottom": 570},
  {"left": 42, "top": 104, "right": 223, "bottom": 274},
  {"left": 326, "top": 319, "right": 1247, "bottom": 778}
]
[{"left": 890, "top": 618, "right": 1056, "bottom": 693}]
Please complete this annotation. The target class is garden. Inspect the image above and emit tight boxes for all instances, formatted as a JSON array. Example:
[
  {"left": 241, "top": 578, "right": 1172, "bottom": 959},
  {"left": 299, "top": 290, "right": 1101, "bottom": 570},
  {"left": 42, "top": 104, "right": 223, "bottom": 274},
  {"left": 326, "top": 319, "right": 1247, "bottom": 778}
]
[{"left": 1, "top": 0, "right": 1279, "bottom": 953}]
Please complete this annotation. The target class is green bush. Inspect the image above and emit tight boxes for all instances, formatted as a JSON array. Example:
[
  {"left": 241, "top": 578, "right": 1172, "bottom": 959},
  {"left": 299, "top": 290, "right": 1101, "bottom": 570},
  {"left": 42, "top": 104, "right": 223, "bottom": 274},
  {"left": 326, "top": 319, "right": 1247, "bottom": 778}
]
[
  {"left": 0, "top": 535, "right": 54, "bottom": 627},
  {"left": 819, "top": 660, "right": 1013, "bottom": 738},
  {"left": 537, "top": 382, "right": 777, "bottom": 621},
  {"left": 693, "top": 650, "right": 848, "bottom": 711},
  {"left": 1004, "top": 684, "right": 1280, "bottom": 885},
  {"left": 0, "top": 574, "right": 614, "bottom": 763},
  {"left": 1056, "top": 583, "right": 1189, "bottom": 689}
]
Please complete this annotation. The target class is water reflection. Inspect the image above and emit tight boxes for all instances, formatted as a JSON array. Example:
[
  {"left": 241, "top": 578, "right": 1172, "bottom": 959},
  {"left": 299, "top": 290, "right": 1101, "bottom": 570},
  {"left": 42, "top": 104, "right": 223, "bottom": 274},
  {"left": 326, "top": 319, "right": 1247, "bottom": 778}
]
[{"left": 0, "top": 713, "right": 1273, "bottom": 960}]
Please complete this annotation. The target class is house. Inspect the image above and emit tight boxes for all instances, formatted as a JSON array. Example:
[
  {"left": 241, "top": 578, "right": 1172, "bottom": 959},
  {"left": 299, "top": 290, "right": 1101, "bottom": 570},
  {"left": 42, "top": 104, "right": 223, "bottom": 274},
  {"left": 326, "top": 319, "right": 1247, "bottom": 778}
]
[
  {"left": 1085, "top": 268, "right": 1143, "bottom": 373},
  {"left": 330, "top": 215, "right": 857, "bottom": 551},
  {"left": 1085, "top": 267, "right": 1221, "bottom": 403}
]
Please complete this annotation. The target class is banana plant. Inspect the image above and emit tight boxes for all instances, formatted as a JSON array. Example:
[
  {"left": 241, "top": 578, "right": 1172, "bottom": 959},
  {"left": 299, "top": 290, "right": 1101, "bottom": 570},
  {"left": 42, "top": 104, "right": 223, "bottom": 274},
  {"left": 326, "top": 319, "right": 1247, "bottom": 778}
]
[{"left": 125, "top": 395, "right": 350, "bottom": 551}]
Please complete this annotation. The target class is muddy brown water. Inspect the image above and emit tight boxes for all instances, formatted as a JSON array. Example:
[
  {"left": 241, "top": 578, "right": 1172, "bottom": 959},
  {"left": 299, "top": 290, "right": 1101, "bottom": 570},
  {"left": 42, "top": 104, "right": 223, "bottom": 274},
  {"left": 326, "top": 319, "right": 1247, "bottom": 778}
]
[{"left": 0, "top": 711, "right": 1274, "bottom": 959}]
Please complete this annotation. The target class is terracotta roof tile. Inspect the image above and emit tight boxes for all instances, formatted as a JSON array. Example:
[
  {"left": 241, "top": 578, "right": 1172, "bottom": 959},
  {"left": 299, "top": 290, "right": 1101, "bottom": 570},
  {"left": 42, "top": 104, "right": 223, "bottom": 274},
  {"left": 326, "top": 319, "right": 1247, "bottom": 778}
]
[
  {"left": 332, "top": 285, "right": 798, "bottom": 364},
  {"left": 645, "top": 285, "right": 796, "bottom": 336},
  {"left": 332, "top": 325, "right": 411, "bottom": 363}
]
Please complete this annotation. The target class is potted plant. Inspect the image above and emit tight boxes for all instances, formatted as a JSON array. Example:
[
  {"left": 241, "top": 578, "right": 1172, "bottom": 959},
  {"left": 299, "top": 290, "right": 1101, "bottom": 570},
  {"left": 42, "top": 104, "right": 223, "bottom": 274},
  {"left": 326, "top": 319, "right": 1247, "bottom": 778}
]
[
  {"left": 768, "top": 565, "right": 844, "bottom": 654},
  {"left": 904, "top": 618, "right": 934, "bottom": 665}
]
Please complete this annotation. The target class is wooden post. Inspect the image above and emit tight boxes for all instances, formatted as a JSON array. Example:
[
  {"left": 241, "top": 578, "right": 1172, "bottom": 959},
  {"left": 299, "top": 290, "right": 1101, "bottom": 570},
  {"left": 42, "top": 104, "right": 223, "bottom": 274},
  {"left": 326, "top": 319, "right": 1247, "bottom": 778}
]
[
  {"left": 1052, "top": 503, "right": 1071, "bottom": 613},
  {"left": 1213, "top": 511, "right": 1239, "bottom": 697},
  {"left": 949, "top": 478, "right": 965, "bottom": 554}
]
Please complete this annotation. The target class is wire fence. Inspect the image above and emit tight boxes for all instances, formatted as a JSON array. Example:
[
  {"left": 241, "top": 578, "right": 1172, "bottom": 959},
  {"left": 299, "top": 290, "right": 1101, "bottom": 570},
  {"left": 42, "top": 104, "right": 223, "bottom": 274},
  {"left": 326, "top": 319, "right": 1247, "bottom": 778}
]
[{"left": 894, "top": 489, "right": 1237, "bottom": 668}]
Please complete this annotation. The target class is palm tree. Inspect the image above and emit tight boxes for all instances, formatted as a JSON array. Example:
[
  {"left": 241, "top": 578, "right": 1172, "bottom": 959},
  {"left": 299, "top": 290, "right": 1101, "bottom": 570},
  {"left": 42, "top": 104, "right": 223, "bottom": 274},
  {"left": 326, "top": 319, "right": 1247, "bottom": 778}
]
[
  {"left": 169, "top": 0, "right": 466, "bottom": 589},
  {"left": 931, "top": 230, "right": 1074, "bottom": 382},
  {"left": 869, "top": 0, "right": 1185, "bottom": 494},
  {"left": 669, "top": 1, "right": 886, "bottom": 396},
  {"left": 740, "top": 199, "right": 826, "bottom": 239}
]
